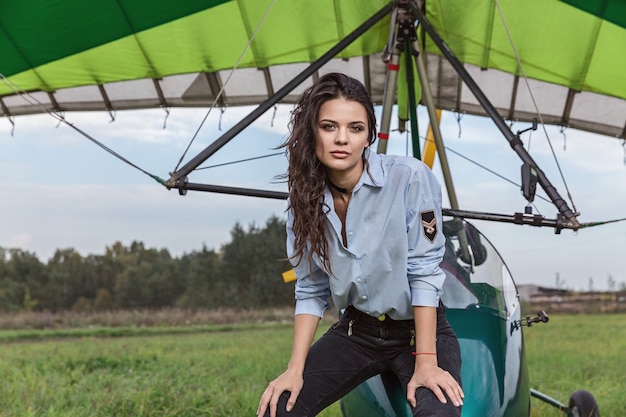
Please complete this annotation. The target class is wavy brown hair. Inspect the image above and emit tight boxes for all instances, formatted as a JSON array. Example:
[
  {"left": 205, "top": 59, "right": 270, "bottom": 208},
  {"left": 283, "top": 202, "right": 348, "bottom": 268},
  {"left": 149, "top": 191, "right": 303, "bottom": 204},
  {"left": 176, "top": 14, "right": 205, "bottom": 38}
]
[{"left": 281, "top": 73, "right": 377, "bottom": 274}]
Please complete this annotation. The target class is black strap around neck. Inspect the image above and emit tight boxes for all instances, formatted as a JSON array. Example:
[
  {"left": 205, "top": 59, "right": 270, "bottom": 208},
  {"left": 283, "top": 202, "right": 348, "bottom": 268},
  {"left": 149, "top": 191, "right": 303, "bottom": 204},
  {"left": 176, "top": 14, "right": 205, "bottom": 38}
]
[{"left": 328, "top": 181, "right": 352, "bottom": 194}]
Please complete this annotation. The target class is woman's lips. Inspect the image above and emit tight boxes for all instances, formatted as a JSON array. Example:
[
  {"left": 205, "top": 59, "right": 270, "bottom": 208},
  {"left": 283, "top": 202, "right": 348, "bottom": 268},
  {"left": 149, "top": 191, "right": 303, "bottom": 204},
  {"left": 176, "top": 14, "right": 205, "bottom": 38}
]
[{"left": 330, "top": 151, "right": 349, "bottom": 159}]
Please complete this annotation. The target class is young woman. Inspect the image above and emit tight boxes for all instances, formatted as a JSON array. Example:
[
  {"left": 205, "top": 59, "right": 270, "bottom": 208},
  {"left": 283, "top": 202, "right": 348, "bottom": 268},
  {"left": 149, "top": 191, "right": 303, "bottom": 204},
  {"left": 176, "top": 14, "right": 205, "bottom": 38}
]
[{"left": 257, "top": 72, "right": 464, "bottom": 417}]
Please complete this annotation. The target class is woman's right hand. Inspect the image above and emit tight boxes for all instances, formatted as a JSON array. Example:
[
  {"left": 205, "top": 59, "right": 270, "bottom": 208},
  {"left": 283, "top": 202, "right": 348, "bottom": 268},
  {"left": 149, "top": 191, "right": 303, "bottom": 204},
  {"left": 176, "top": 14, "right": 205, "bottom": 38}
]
[
  {"left": 258, "top": 313, "right": 320, "bottom": 416},
  {"left": 256, "top": 369, "right": 304, "bottom": 417}
]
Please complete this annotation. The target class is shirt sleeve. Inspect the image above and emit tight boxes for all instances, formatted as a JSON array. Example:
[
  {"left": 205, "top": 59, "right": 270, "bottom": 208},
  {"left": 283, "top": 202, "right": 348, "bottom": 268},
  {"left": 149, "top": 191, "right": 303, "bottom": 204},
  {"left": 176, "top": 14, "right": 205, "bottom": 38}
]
[
  {"left": 405, "top": 164, "right": 447, "bottom": 307},
  {"left": 286, "top": 207, "right": 332, "bottom": 318}
]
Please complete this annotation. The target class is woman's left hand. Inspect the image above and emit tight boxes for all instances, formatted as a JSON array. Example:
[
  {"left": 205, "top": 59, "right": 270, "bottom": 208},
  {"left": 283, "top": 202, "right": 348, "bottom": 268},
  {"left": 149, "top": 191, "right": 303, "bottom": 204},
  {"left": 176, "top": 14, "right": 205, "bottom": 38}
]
[{"left": 406, "top": 360, "right": 464, "bottom": 408}]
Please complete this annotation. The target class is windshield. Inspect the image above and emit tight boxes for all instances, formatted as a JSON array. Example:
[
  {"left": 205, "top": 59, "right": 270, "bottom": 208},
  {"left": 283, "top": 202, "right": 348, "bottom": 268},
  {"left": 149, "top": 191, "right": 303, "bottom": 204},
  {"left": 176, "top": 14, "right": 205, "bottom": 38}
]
[{"left": 440, "top": 219, "right": 519, "bottom": 319}]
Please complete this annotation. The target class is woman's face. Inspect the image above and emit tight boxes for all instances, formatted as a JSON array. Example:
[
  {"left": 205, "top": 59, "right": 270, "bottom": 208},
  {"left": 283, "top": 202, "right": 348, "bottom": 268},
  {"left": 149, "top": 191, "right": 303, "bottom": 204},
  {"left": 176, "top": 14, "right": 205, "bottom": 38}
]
[{"left": 315, "top": 97, "right": 370, "bottom": 182}]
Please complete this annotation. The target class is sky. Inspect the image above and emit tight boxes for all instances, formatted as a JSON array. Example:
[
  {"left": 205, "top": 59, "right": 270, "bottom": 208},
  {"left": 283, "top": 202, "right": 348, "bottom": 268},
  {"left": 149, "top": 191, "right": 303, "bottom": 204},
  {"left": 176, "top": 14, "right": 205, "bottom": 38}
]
[{"left": 1, "top": 104, "right": 625, "bottom": 292}]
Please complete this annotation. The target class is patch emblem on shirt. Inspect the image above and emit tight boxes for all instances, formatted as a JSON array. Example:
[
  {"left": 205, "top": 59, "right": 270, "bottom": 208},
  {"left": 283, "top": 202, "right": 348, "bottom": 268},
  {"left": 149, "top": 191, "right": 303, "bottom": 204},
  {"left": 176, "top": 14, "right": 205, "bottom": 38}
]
[{"left": 420, "top": 210, "right": 438, "bottom": 243}]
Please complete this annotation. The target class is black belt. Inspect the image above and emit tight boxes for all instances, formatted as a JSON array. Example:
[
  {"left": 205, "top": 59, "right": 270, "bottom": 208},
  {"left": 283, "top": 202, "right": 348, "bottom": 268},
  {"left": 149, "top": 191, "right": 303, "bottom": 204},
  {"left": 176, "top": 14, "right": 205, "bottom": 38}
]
[{"left": 343, "top": 305, "right": 414, "bottom": 328}]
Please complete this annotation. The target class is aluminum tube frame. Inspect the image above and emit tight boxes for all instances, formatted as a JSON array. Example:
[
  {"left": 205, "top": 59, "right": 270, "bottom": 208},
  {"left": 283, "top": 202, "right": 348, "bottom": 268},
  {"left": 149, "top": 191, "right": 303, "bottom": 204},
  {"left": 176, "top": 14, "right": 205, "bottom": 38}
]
[
  {"left": 376, "top": 6, "right": 400, "bottom": 155},
  {"left": 180, "top": 183, "right": 288, "bottom": 200},
  {"left": 412, "top": 32, "right": 458, "bottom": 209},
  {"left": 444, "top": 209, "right": 570, "bottom": 232},
  {"left": 376, "top": 52, "right": 401, "bottom": 155},
  {"left": 173, "top": 182, "right": 577, "bottom": 231},
  {"left": 166, "top": 1, "right": 396, "bottom": 189},
  {"left": 169, "top": 0, "right": 583, "bottom": 233},
  {"left": 408, "top": 2, "right": 580, "bottom": 230}
]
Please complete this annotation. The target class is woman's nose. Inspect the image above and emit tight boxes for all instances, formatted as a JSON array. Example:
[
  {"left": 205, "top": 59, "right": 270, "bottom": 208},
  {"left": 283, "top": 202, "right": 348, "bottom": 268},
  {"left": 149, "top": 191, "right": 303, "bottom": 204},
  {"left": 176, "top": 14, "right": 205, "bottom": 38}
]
[{"left": 335, "top": 128, "right": 348, "bottom": 144}]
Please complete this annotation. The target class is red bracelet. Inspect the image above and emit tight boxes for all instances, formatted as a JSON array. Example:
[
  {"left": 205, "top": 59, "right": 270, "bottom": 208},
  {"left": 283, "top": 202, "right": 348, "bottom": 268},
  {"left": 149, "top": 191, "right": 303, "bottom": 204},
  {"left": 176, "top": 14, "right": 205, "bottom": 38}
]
[{"left": 412, "top": 352, "right": 437, "bottom": 356}]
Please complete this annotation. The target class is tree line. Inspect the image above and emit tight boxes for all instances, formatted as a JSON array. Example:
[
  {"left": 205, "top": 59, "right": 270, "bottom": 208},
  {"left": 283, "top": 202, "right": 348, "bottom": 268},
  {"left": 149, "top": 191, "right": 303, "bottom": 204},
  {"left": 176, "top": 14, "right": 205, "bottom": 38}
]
[{"left": 0, "top": 216, "right": 295, "bottom": 313}]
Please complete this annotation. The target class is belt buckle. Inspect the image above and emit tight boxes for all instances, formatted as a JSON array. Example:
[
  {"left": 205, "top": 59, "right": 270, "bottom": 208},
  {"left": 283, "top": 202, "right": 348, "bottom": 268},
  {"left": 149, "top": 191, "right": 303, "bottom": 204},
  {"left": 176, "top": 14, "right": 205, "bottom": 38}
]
[{"left": 377, "top": 314, "right": 386, "bottom": 321}]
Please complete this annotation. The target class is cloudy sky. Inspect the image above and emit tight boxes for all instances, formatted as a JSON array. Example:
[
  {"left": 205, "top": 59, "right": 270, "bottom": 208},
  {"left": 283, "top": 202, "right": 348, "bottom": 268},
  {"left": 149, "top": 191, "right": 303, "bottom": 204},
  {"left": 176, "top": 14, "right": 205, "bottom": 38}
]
[{"left": 1, "top": 104, "right": 625, "bottom": 291}]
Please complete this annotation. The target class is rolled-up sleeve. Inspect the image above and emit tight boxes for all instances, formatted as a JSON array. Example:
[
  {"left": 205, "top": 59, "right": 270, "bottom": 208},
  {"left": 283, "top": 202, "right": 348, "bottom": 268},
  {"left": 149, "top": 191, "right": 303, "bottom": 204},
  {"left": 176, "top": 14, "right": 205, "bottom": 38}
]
[
  {"left": 406, "top": 170, "right": 446, "bottom": 307},
  {"left": 294, "top": 267, "right": 331, "bottom": 317},
  {"left": 287, "top": 207, "right": 332, "bottom": 318}
]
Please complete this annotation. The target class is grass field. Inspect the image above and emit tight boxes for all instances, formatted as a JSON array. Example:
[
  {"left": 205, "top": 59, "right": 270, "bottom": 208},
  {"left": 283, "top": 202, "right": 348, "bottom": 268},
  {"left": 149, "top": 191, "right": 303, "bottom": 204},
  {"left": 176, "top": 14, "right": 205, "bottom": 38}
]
[{"left": 0, "top": 311, "right": 623, "bottom": 416}]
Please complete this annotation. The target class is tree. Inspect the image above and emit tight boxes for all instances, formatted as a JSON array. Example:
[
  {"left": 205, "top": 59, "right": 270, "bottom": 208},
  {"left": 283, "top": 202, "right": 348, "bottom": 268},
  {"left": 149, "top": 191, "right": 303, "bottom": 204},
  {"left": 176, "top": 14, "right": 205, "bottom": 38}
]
[
  {"left": 217, "top": 216, "right": 293, "bottom": 309},
  {"left": 94, "top": 288, "right": 114, "bottom": 311},
  {"left": 22, "top": 287, "right": 38, "bottom": 312},
  {"left": 607, "top": 274, "right": 616, "bottom": 291},
  {"left": 2, "top": 249, "right": 46, "bottom": 311},
  {"left": 248, "top": 215, "right": 294, "bottom": 308},
  {"left": 44, "top": 248, "right": 86, "bottom": 311},
  {"left": 176, "top": 247, "right": 221, "bottom": 309},
  {"left": 0, "top": 215, "right": 296, "bottom": 312},
  {"left": 149, "top": 257, "right": 184, "bottom": 308},
  {"left": 555, "top": 272, "right": 565, "bottom": 289},
  {"left": 218, "top": 222, "right": 253, "bottom": 307},
  {"left": 111, "top": 243, "right": 182, "bottom": 309}
]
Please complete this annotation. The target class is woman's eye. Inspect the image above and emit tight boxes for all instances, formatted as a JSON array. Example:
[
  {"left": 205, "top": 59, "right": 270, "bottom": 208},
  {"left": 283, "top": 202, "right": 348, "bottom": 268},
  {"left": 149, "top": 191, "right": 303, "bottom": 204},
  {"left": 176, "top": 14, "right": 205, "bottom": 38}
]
[
  {"left": 321, "top": 124, "right": 336, "bottom": 131},
  {"left": 351, "top": 125, "right": 364, "bottom": 132}
]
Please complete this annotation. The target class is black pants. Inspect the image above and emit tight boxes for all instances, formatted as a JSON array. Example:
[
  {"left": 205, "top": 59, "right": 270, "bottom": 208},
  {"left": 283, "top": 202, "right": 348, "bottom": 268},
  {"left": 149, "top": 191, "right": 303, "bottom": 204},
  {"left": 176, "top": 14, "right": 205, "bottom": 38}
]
[{"left": 265, "top": 304, "right": 462, "bottom": 417}]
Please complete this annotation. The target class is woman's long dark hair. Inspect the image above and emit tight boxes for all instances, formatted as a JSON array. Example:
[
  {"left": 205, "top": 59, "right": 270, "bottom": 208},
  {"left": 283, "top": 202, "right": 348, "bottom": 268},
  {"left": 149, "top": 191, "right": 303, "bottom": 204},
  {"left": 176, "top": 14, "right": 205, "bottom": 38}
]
[{"left": 281, "top": 72, "right": 377, "bottom": 274}]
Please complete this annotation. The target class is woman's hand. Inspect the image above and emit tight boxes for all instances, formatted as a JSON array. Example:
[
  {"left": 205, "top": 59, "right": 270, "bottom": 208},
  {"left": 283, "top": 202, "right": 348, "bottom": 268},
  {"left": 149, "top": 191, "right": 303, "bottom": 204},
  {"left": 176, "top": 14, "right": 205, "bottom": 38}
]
[
  {"left": 406, "top": 359, "right": 464, "bottom": 408},
  {"left": 258, "top": 314, "right": 320, "bottom": 417},
  {"left": 256, "top": 369, "right": 304, "bottom": 417}
]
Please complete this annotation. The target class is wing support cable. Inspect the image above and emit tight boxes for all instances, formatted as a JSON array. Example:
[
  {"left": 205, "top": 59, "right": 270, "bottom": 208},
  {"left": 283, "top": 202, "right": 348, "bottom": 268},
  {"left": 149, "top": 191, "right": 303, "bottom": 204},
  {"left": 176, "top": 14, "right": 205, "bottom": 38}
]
[
  {"left": 195, "top": 152, "right": 283, "bottom": 171},
  {"left": 53, "top": 119, "right": 166, "bottom": 186},
  {"left": 165, "top": 1, "right": 397, "bottom": 191},
  {"left": 170, "top": 0, "right": 278, "bottom": 176},
  {"left": 408, "top": 1, "right": 580, "bottom": 231},
  {"left": 0, "top": 73, "right": 166, "bottom": 185},
  {"left": 167, "top": 1, "right": 617, "bottom": 233},
  {"left": 492, "top": 0, "right": 579, "bottom": 223}
]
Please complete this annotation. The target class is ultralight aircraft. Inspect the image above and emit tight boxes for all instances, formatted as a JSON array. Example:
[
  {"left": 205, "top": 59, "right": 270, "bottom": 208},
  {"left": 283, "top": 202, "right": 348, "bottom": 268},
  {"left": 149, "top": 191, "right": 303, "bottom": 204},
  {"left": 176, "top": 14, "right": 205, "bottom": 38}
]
[{"left": 2, "top": 1, "right": 624, "bottom": 416}]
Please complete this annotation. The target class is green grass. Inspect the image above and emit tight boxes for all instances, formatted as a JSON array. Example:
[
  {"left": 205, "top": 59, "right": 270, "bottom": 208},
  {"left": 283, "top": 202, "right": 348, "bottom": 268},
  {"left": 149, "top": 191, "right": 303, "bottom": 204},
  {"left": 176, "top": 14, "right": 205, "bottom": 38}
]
[
  {"left": 0, "top": 313, "right": 623, "bottom": 416},
  {"left": 525, "top": 313, "right": 626, "bottom": 417},
  {"left": 0, "top": 324, "right": 297, "bottom": 417}
]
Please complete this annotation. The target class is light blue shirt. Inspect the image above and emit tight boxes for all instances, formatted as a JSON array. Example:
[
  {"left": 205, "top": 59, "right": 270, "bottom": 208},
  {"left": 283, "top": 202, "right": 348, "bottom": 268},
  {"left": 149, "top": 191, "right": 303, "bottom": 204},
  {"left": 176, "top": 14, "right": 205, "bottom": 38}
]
[{"left": 288, "top": 150, "right": 446, "bottom": 321}]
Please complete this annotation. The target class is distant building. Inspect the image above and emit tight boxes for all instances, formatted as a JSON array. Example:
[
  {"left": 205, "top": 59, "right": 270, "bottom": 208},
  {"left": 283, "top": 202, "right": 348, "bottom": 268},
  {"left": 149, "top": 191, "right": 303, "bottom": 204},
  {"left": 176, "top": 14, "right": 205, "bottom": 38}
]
[
  {"left": 517, "top": 284, "right": 625, "bottom": 313},
  {"left": 517, "top": 284, "right": 569, "bottom": 303}
]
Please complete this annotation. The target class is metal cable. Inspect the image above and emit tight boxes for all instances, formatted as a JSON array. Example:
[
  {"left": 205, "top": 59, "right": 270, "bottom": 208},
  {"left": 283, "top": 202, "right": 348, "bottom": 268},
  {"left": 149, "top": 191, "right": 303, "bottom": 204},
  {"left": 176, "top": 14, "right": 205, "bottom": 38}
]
[
  {"left": 493, "top": 0, "right": 578, "bottom": 214},
  {"left": 171, "top": 0, "right": 278, "bottom": 174},
  {"left": 0, "top": 74, "right": 166, "bottom": 185}
]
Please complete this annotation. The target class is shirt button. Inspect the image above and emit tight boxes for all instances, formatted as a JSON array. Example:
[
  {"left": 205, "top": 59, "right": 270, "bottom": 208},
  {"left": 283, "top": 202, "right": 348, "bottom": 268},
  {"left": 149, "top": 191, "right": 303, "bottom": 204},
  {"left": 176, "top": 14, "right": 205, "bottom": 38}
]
[
  {"left": 356, "top": 278, "right": 362, "bottom": 283},
  {"left": 361, "top": 295, "right": 368, "bottom": 300}
]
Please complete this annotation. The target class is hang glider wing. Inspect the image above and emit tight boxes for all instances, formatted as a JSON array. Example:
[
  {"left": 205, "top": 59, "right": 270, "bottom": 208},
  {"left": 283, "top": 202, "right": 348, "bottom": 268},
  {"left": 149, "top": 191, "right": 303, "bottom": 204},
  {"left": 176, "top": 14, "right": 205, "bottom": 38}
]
[
  {"left": 424, "top": 0, "right": 626, "bottom": 138},
  {"left": 1, "top": 0, "right": 625, "bottom": 139},
  {"left": 0, "top": 0, "right": 391, "bottom": 114}
]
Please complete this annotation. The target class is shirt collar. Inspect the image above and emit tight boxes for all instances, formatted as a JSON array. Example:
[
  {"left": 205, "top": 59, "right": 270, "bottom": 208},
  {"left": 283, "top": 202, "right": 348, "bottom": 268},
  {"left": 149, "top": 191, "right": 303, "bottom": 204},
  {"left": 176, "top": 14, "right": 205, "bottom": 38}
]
[
  {"left": 361, "top": 148, "right": 385, "bottom": 189},
  {"left": 322, "top": 149, "right": 385, "bottom": 213}
]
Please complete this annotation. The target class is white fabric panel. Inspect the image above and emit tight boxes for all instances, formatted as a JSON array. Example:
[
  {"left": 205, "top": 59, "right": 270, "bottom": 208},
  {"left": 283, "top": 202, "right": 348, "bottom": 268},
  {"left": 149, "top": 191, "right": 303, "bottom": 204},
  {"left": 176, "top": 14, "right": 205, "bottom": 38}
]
[
  {"left": 462, "top": 65, "right": 515, "bottom": 112},
  {"left": 513, "top": 78, "right": 568, "bottom": 118},
  {"left": 105, "top": 79, "right": 158, "bottom": 102},
  {"left": 2, "top": 53, "right": 625, "bottom": 139},
  {"left": 571, "top": 92, "right": 626, "bottom": 131},
  {"left": 160, "top": 73, "right": 201, "bottom": 101},
  {"left": 221, "top": 67, "right": 268, "bottom": 97},
  {"left": 268, "top": 62, "right": 313, "bottom": 98},
  {"left": 2, "top": 91, "right": 52, "bottom": 115},
  {"left": 55, "top": 85, "right": 106, "bottom": 104}
]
